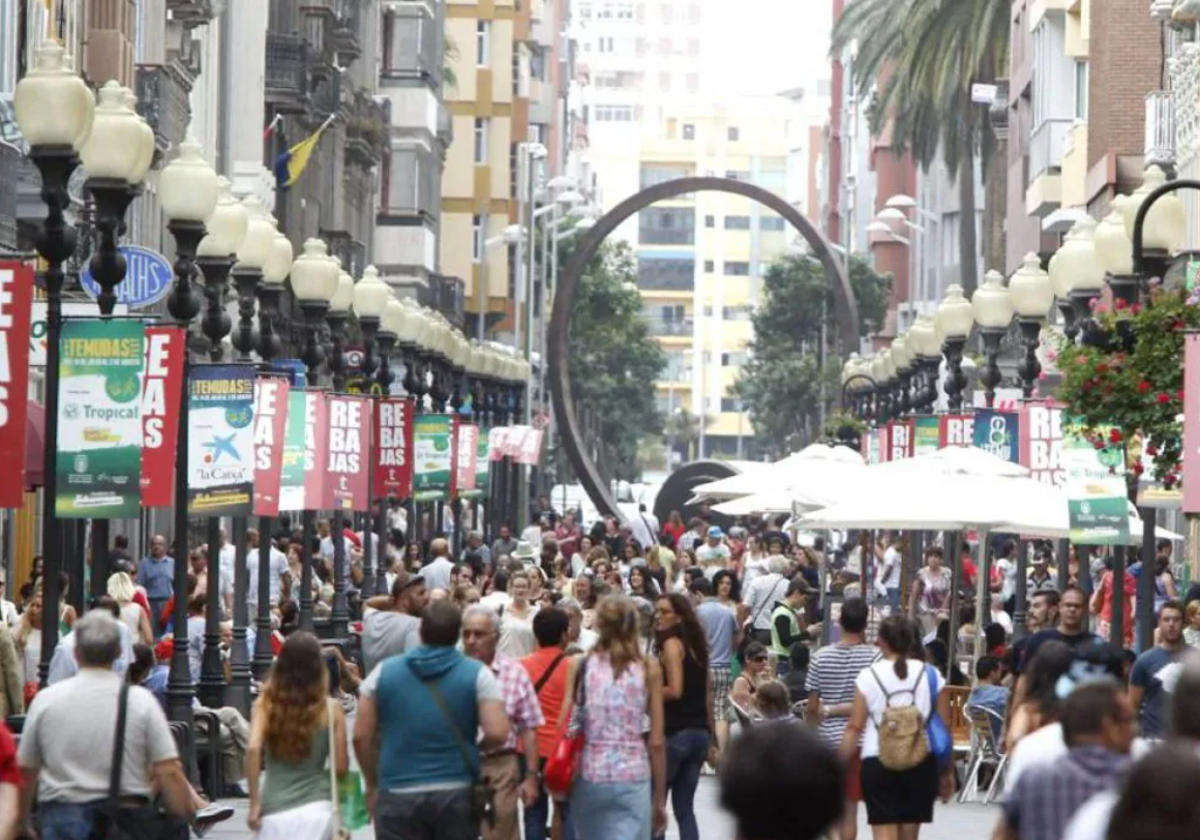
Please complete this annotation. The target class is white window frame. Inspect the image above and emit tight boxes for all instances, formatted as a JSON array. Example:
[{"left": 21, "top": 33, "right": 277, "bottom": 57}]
[
  {"left": 472, "top": 215, "right": 483, "bottom": 263},
  {"left": 474, "top": 117, "right": 489, "bottom": 164},
  {"left": 477, "top": 20, "right": 490, "bottom": 67}
]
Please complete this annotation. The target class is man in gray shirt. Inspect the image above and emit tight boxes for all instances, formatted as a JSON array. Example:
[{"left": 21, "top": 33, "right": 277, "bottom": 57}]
[
  {"left": 420, "top": 538, "right": 455, "bottom": 593},
  {"left": 361, "top": 571, "right": 429, "bottom": 675},
  {"left": 491, "top": 525, "right": 518, "bottom": 563},
  {"left": 692, "top": 577, "right": 739, "bottom": 750},
  {"left": 19, "top": 612, "right": 192, "bottom": 839}
]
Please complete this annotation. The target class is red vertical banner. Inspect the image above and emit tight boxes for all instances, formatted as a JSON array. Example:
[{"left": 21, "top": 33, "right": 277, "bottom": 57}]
[
  {"left": 252, "top": 377, "right": 290, "bottom": 516},
  {"left": 0, "top": 262, "right": 32, "bottom": 508},
  {"left": 1185, "top": 334, "right": 1200, "bottom": 512},
  {"left": 375, "top": 397, "right": 415, "bottom": 498},
  {"left": 1020, "top": 402, "right": 1065, "bottom": 486},
  {"left": 456, "top": 424, "right": 479, "bottom": 492},
  {"left": 302, "top": 392, "right": 329, "bottom": 506},
  {"left": 938, "top": 414, "right": 976, "bottom": 447},
  {"left": 887, "top": 420, "right": 912, "bottom": 460},
  {"left": 324, "top": 394, "right": 370, "bottom": 511},
  {"left": 514, "top": 427, "right": 545, "bottom": 465},
  {"left": 139, "top": 326, "right": 185, "bottom": 507}
]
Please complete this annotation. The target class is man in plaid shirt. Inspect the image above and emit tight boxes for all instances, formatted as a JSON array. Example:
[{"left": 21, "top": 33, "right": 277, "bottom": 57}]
[
  {"left": 1000, "top": 680, "right": 1134, "bottom": 840},
  {"left": 463, "top": 605, "right": 545, "bottom": 840}
]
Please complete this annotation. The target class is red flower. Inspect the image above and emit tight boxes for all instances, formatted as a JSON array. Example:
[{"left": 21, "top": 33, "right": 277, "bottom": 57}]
[
  {"left": 1131, "top": 303, "right": 1142, "bottom": 315},
  {"left": 1133, "top": 461, "right": 1145, "bottom": 475},
  {"left": 1092, "top": 440, "right": 1105, "bottom": 450},
  {"left": 1158, "top": 393, "right": 1172, "bottom": 405},
  {"left": 1095, "top": 363, "right": 1109, "bottom": 375},
  {"left": 1109, "top": 428, "right": 1123, "bottom": 443},
  {"left": 1083, "top": 380, "right": 1095, "bottom": 390},
  {"left": 1176, "top": 319, "right": 1187, "bottom": 330},
  {"left": 1147, "top": 445, "right": 1160, "bottom": 457},
  {"left": 1165, "top": 475, "right": 1177, "bottom": 489},
  {"left": 1139, "top": 381, "right": 1152, "bottom": 393},
  {"left": 1115, "top": 298, "right": 1128, "bottom": 310}
]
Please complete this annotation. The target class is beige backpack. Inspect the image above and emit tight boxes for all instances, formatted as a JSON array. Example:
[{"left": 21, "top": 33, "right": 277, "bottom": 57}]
[{"left": 869, "top": 666, "right": 929, "bottom": 771}]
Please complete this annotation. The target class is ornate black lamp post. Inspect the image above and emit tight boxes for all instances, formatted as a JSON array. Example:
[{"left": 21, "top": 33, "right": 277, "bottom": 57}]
[
  {"left": 290, "top": 239, "right": 340, "bottom": 632},
  {"left": 1049, "top": 217, "right": 1105, "bottom": 345},
  {"left": 972, "top": 270, "right": 1013, "bottom": 409},
  {"left": 935, "top": 285, "right": 974, "bottom": 413},
  {"left": 907, "top": 315, "right": 941, "bottom": 414},
  {"left": 251, "top": 226, "right": 293, "bottom": 680},
  {"left": 351, "top": 265, "right": 392, "bottom": 599},
  {"left": 1009, "top": 253, "right": 1053, "bottom": 400},
  {"left": 325, "top": 264, "right": 355, "bottom": 638},
  {"left": 157, "top": 135, "right": 221, "bottom": 722},
  {"left": 195, "top": 178, "right": 248, "bottom": 710},
  {"left": 15, "top": 43, "right": 93, "bottom": 686}
]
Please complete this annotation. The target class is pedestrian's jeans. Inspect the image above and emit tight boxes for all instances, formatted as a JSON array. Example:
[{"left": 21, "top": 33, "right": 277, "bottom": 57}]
[
  {"left": 654, "top": 728, "right": 710, "bottom": 840},
  {"left": 375, "top": 787, "right": 478, "bottom": 840},
  {"left": 520, "top": 755, "right": 575, "bottom": 840},
  {"left": 39, "top": 801, "right": 101, "bottom": 840}
]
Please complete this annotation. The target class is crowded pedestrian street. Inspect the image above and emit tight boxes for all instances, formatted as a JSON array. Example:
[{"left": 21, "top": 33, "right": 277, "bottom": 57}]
[{"left": 7, "top": 0, "right": 1200, "bottom": 839}]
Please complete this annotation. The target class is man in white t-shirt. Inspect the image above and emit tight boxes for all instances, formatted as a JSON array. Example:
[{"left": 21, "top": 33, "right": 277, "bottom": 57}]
[
  {"left": 873, "top": 534, "right": 902, "bottom": 608},
  {"left": 245, "top": 528, "right": 290, "bottom": 609}
]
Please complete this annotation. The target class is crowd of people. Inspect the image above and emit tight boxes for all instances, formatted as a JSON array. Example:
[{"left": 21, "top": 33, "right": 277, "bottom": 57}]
[{"left": 0, "top": 500, "right": 1198, "bottom": 840}]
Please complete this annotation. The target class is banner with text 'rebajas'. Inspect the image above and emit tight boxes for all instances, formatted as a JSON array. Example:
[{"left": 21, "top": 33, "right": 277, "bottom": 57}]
[
  {"left": 374, "top": 397, "right": 414, "bottom": 499},
  {"left": 56, "top": 319, "right": 144, "bottom": 518},
  {"left": 252, "top": 377, "right": 291, "bottom": 516},
  {"left": 139, "top": 326, "right": 185, "bottom": 507},
  {"left": 324, "top": 394, "right": 370, "bottom": 511},
  {"left": 0, "top": 263, "right": 33, "bottom": 507},
  {"left": 187, "top": 364, "right": 255, "bottom": 516}
]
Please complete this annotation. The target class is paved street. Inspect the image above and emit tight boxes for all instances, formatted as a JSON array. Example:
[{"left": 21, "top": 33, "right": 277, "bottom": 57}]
[{"left": 207, "top": 778, "right": 1001, "bottom": 839}]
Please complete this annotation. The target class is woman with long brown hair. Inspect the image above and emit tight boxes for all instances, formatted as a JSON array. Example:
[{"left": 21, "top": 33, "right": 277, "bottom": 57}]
[
  {"left": 560, "top": 595, "right": 667, "bottom": 840},
  {"left": 247, "top": 632, "right": 348, "bottom": 839},
  {"left": 653, "top": 593, "right": 714, "bottom": 840}
]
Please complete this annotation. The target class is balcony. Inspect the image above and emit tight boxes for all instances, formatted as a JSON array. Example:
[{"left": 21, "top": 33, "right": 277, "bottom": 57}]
[
  {"left": 265, "top": 34, "right": 310, "bottom": 114},
  {"left": 426, "top": 274, "right": 466, "bottom": 328},
  {"left": 345, "top": 94, "right": 388, "bottom": 167},
  {"left": 311, "top": 73, "right": 341, "bottom": 119},
  {"left": 330, "top": 1, "right": 362, "bottom": 65},
  {"left": 644, "top": 318, "right": 693, "bottom": 337},
  {"left": 134, "top": 65, "right": 192, "bottom": 157},
  {"left": 165, "top": 0, "right": 220, "bottom": 26},
  {"left": 1145, "top": 91, "right": 1176, "bottom": 171},
  {"left": 1026, "top": 117, "right": 1070, "bottom": 217}
]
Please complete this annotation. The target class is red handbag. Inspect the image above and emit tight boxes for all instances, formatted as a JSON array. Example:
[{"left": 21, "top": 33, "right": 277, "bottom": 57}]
[{"left": 543, "top": 657, "right": 588, "bottom": 797}]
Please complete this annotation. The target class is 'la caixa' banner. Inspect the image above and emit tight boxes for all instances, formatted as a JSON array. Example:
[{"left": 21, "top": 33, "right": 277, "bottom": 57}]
[
  {"left": 186, "top": 364, "right": 255, "bottom": 516},
  {"left": 56, "top": 319, "right": 144, "bottom": 518}
]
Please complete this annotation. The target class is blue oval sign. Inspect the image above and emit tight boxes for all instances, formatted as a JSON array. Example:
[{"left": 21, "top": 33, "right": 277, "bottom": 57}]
[{"left": 80, "top": 245, "right": 174, "bottom": 309}]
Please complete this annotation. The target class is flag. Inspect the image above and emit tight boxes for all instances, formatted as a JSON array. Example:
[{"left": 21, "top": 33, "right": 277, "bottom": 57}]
[
  {"left": 273, "top": 116, "right": 334, "bottom": 191},
  {"left": 262, "top": 114, "right": 282, "bottom": 141}
]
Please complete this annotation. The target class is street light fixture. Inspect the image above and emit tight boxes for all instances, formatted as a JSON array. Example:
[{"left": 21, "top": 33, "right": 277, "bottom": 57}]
[
  {"left": 935, "top": 285, "right": 974, "bottom": 411},
  {"left": 158, "top": 133, "right": 219, "bottom": 724},
  {"left": 1049, "top": 216, "right": 1104, "bottom": 342},
  {"left": 891, "top": 334, "right": 914, "bottom": 415},
  {"left": 972, "top": 269, "right": 1014, "bottom": 408},
  {"left": 907, "top": 314, "right": 941, "bottom": 412},
  {"left": 290, "top": 238, "right": 339, "bottom": 631},
  {"left": 1009, "top": 253, "right": 1054, "bottom": 398}
]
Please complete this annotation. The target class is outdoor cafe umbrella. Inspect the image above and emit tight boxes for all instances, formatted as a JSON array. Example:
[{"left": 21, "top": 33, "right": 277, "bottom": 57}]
[{"left": 689, "top": 444, "right": 866, "bottom": 503}]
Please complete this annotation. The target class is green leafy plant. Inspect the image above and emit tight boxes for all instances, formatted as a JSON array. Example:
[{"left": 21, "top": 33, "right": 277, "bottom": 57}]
[{"left": 1054, "top": 285, "right": 1200, "bottom": 488}]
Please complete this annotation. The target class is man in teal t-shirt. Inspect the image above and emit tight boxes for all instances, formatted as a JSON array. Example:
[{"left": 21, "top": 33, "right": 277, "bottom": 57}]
[{"left": 353, "top": 600, "right": 510, "bottom": 840}]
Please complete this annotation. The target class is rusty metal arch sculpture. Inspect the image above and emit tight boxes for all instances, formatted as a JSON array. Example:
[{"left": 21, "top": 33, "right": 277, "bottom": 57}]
[{"left": 549, "top": 177, "right": 860, "bottom": 521}]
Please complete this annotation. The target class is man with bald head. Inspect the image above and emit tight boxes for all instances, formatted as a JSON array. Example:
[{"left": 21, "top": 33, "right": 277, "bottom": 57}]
[{"left": 420, "top": 537, "right": 455, "bottom": 592}]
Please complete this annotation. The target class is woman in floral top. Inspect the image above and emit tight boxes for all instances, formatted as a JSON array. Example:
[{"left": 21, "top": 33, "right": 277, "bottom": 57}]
[
  {"left": 909, "top": 546, "right": 952, "bottom": 635},
  {"left": 559, "top": 595, "right": 667, "bottom": 840}
]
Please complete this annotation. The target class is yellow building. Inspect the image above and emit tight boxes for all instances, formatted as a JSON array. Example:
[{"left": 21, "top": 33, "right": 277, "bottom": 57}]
[
  {"left": 626, "top": 102, "right": 792, "bottom": 459},
  {"left": 441, "top": 0, "right": 565, "bottom": 337}
]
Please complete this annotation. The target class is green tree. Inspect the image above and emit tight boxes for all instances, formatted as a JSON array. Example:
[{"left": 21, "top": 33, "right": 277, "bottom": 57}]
[
  {"left": 832, "top": 0, "right": 1010, "bottom": 295},
  {"left": 567, "top": 240, "right": 666, "bottom": 480},
  {"left": 734, "top": 253, "right": 891, "bottom": 456}
]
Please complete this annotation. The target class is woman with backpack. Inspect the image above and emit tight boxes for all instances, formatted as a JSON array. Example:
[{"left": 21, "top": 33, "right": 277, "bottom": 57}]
[{"left": 839, "top": 615, "right": 953, "bottom": 838}]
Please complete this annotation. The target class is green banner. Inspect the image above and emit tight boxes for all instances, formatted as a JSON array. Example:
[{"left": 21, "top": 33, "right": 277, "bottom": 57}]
[
  {"left": 55, "top": 319, "right": 144, "bottom": 518},
  {"left": 279, "top": 390, "right": 308, "bottom": 511},
  {"left": 913, "top": 416, "right": 940, "bottom": 455},
  {"left": 413, "top": 414, "right": 454, "bottom": 501},
  {"left": 1064, "top": 418, "right": 1130, "bottom": 545}
]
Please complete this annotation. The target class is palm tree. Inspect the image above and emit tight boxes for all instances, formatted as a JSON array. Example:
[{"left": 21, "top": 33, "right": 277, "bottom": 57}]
[
  {"left": 832, "top": 0, "right": 1010, "bottom": 296},
  {"left": 664, "top": 407, "right": 705, "bottom": 463}
]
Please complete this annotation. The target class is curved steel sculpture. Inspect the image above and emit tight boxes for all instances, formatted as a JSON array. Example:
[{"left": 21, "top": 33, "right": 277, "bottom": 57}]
[
  {"left": 549, "top": 177, "right": 859, "bottom": 520},
  {"left": 652, "top": 460, "right": 741, "bottom": 532}
]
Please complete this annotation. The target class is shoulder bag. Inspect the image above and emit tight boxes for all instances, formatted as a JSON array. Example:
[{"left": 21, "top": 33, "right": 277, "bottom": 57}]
[
  {"left": 92, "top": 685, "right": 189, "bottom": 840},
  {"left": 534, "top": 652, "right": 568, "bottom": 696},
  {"left": 924, "top": 665, "right": 953, "bottom": 769},
  {"left": 543, "top": 656, "right": 587, "bottom": 797},
  {"left": 411, "top": 666, "right": 495, "bottom": 828}
]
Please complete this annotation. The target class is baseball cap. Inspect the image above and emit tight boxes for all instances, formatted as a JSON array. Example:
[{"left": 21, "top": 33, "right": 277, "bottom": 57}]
[{"left": 708, "top": 526, "right": 724, "bottom": 538}]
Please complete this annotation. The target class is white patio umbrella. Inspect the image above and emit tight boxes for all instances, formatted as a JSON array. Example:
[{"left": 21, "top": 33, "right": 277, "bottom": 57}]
[
  {"left": 993, "top": 499, "right": 1185, "bottom": 544},
  {"left": 690, "top": 444, "right": 866, "bottom": 503},
  {"left": 711, "top": 490, "right": 796, "bottom": 516}
]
